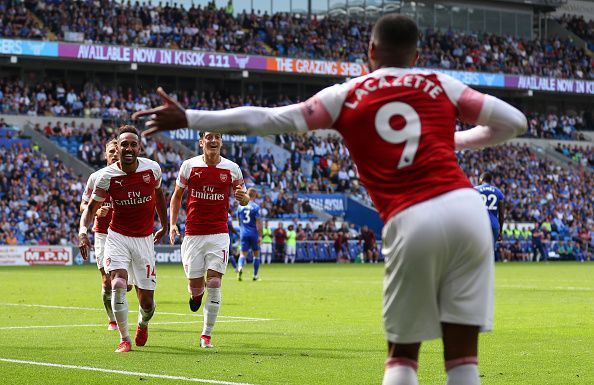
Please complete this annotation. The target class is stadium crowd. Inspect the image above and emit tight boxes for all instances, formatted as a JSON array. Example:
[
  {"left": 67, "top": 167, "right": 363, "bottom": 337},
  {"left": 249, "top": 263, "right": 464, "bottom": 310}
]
[
  {"left": 2, "top": 123, "right": 593, "bottom": 262},
  {"left": 0, "top": 143, "right": 81, "bottom": 246},
  {"left": 555, "top": 143, "right": 594, "bottom": 170},
  {"left": 1, "top": 76, "right": 589, "bottom": 142},
  {"left": 1, "top": 1, "right": 592, "bottom": 79},
  {"left": 459, "top": 143, "right": 594, "bottom": 260}
]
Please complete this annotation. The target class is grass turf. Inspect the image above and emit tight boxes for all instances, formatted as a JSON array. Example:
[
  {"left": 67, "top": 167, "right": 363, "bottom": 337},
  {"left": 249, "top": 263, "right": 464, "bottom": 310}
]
[{"left": 0, "top": 262, "right": 593, "bottom": 384}]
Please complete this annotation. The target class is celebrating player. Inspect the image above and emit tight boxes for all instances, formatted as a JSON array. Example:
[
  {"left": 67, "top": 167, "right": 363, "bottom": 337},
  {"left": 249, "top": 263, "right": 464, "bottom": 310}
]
[
  {"left": 79, "top": 125, "right": 168, "bottom": 353},
  {"left": 79, "top": 139, "right": 120, "bottom": 331},
  {"left": 133, "top": 14, "right": 527, "bottom": 384},
  {"left": 169, "top": 131, "right": 249, "bottom": 348},
  {"left": 236, "top": 188, "right": 262, "bottom": 281}
]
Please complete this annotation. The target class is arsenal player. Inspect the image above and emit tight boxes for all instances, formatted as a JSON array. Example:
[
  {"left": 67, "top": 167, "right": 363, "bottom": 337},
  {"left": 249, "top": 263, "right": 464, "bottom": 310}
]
[
  {"left": 79, "top": 125, "right": 168, "bottom": 353},
  {"left": 134, "top": 14, "right": 527, "bottom": 384},
  {"left": 169, "top": 131, "right": 249, "bottom": 349}
]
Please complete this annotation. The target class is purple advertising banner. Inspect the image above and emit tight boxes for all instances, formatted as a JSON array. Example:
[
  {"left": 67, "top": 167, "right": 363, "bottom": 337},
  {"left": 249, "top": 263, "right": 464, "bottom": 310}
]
[
  {"left": 505, "top": 75, "right": 594, "bottom": 94},
  {"left": 38, "top": 41, "right": 591, "bottom": 95},
  {"left": 58, "top": 43, "right": 268, "bottom": 70}
]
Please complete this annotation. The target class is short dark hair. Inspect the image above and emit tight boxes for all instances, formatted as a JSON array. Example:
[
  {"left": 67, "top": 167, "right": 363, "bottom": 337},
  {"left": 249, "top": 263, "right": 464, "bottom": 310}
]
[
  {"left": 117, "top": 125, "right": 140, "bottom": 139},
  {"left": 372, "top": 14, "right": 419, "bottom": 64},
  {"left": 480, "top": 172, "right": 493, "bottom": 183}
]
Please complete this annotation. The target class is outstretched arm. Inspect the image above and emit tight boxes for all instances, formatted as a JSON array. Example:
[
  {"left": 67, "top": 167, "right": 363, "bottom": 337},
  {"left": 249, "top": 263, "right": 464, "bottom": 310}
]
[{"left": 132, "top": 88, "right": 308, "bottom": 136}]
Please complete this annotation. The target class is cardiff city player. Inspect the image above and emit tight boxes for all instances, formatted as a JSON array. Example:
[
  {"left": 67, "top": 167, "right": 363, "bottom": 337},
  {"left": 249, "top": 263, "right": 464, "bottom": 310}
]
[
  {"left": 79, "top": 125, "right": 168, "bottom": 353},
  {"left": 475, "top": 172, "right": 505, "bottom": 246},
  {"left": 134, "top": 14, "right": 527, "bottom": 383},
  {"left": 236, "top": 188, "right": 262, "bottom": 281},
  {"left": 169, "top": 131, "right": 249, "bottom": 348}
]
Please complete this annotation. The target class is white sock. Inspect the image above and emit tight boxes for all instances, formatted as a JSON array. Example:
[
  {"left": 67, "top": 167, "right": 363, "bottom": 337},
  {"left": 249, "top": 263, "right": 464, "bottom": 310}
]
[
  {"left": 202, "top": 288, "right": 221, "bottom": 336},
  {"left": 102, "top": 288, "right": 116, "bottom": 322},
  {"left": 138, "top": 303, "right": 155, "bottom": 328},
  {"left": 446, "top": 364, "right": 480, "bottom": 385},
  {"left": 383, "top": 365, "right": 418, "bottom": 385},
  {"left": 111, "top": 287, "right": 129, "bottom": 341}
]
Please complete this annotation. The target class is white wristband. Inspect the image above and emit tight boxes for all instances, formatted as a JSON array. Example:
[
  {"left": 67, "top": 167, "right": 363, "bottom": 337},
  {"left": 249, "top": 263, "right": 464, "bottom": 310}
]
[{"left": 79, "top": 226, "right": 88, "bottom": 236}]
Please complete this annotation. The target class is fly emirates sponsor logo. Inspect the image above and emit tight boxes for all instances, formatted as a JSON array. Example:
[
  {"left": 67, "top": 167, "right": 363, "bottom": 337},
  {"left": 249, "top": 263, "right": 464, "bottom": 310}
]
[
  {"left": 191, "top": 185, "right": 225, "bottom": 201},
  {"left": 345, "top": 75, "right": 444, "bottom": 110},
  {"left": 114, "top": 191, "right": 153, "bottom": 206}
]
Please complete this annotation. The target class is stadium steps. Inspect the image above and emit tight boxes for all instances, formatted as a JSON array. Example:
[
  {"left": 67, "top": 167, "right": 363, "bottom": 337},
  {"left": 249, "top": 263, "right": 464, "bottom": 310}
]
[
  {"left": 22, "top": 122, "right": 95, "bottom": 179},
  {"left": 544, "top": 18, "right": 591, "bottom": 55},
  {"left": 28, "top": 12, "right": 57, "bottom": 41},
  {"left": 512, "top": 138, "right": 592, "bottom": 174}
]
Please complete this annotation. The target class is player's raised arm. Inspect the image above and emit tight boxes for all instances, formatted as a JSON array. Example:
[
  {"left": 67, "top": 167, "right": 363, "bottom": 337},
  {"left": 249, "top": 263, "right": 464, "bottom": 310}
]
[
  {"left": 443, "top": 77, "right": 527, "bottom": 150},
  {"left": 132, "top": 85, "right": 346, "bottom": 137}
]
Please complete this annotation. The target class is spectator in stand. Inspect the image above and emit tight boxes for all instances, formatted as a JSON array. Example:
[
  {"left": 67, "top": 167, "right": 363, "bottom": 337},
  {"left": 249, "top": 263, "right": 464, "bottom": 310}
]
[
  {"left": 274, "top": 222, "right": 287, "bottom": 263},
  {"left": 532, "top": 224, "right": 547, "bottom": 262},
  {"left": 359, "top": 225, "right": 378, "bottom": 263},
  {"left": 285, "top": 224, "right": 296, "bottom": 264}
]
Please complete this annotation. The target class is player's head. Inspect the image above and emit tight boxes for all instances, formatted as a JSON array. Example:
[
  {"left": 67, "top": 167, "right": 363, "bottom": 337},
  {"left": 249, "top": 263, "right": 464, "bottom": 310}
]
[
  {"left": 368, "top": 14, "right": 419, "bottom": 71},
  {"left": 199, "top": 131, "right": 222, "bottom": 157},
  {"left": 117, "top": 125, "right": 141, "bottom": 166},
  {"left": 288, "top": 224, "right": 294, "bottom": 231},
  {"left": 479, "top": 172, "right": 493, "bottom": 185},
  {"left": 247, "top": 187, "right": 258, "bottom": 200},
  {"left": 105, "top": 138, "right": 119, "bottom": 165}
]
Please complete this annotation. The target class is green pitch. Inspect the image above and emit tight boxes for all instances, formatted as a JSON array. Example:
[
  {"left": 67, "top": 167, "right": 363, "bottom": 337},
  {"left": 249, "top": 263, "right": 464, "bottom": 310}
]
[{"left": 0, "top": 263, "right": 593, "bottom": 384}]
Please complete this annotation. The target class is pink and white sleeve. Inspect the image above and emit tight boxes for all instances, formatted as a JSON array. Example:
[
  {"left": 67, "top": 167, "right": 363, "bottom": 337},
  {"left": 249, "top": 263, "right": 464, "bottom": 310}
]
[
  {"left": 439, "top": 74, "right": 527, "bottom": 150},
  {"left": 176, "top": 161, "right": 190, "bottom": 189},
  {"left": 231, "top": 164, "right": 245, "bottom": 189},
  {"left": 298, "top": 82, "right": 350, "bottom": 130},
  {"left": 91, "top": 174, "right": 110, "bottom": 202},
  {"left": 81, "top": 173, "right": 95, "bottom": 203},
  {"left": 153, "top": 164, "right": 162, "bottom": 189}
]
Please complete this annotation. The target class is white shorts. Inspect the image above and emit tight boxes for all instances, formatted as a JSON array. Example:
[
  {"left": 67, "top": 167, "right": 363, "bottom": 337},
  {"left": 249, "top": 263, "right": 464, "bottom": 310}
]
[
  {"left": 261, "top": 243, "right": 272, "bottom": 254},
  {"left": 94, "top": 232, "right": 107, "bottom": 270},
  {"left": 181, "top": 233, "right": 230, "bottom": 279},
  {"left": 287, "top": 244, "right": 296, "bottom": 255},
  {"left": 104, "top": 229, "right": 156, "bottom": 291},
  {"left": 382, "top": 188, "right": 494, "bottom": 344}
]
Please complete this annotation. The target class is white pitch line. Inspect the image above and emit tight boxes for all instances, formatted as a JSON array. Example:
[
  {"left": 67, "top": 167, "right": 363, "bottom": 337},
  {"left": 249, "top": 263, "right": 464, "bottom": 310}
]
[
  {"left": 0, "top": 303, "right": 273, "bottom": 321},
  {"left": 0, "top": 319, "right": 258, "bottom": 331},
  {"left": 0, "top": 358, "right": 258, "bottom": 385}
]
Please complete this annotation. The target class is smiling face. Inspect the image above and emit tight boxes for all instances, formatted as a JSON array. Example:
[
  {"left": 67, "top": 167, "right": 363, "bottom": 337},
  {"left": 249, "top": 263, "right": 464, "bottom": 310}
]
[
  {"left": 118, "top": 132, "right": 140, "bottom": 166},
  {"left": 199, "top": 132, "right": 222, "bottom": 157}
]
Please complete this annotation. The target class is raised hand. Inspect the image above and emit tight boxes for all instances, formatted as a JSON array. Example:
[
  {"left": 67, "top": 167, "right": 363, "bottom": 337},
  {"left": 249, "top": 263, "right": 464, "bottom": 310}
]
[{"left": 132, "top": 87, "right": 188, "bottom": 136}]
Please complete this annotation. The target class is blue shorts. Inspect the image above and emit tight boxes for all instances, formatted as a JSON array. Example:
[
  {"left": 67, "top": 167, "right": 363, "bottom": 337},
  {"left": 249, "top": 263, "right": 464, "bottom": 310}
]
[{"left": 241, "top": 235, "right": 260, "bottom": 252}]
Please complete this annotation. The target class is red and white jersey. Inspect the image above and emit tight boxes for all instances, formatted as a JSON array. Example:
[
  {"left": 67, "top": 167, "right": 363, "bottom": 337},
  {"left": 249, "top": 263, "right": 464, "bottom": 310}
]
[
  {"left": 176, "top": 155, "right": 244, "bottom": 236},
  {"left": 301, "top": 67, "right": 478, "bottom": 222},
  {"left": 82, "top": 169, "right": 113, "bottom": 234},
  {"left": 91, "top": 157, "right": 162, "bottom": 237}
]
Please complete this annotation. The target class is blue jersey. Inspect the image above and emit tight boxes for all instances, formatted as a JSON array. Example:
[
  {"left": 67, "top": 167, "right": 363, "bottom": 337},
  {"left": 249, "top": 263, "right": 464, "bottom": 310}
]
[
  {"left": 237, "top": 202, "right": 260, "bottom": 238},
  {"left": 475, "top": 183, "right": 504, "bottom": 231}
]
